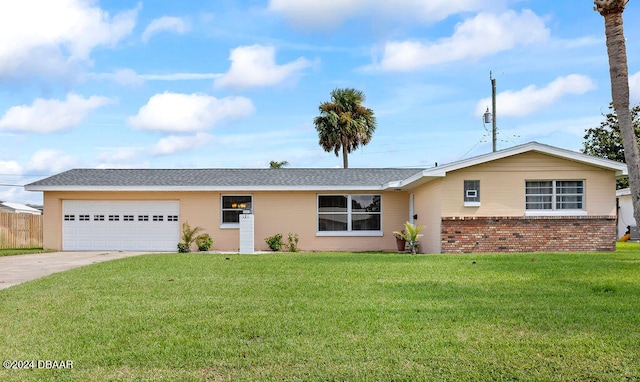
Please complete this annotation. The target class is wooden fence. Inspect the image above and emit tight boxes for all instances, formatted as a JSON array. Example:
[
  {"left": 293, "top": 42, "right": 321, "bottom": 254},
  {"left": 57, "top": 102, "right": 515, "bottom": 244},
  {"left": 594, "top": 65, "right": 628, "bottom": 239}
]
[{"left": 0, "top": 212, "right": 43, "bottom": 249}]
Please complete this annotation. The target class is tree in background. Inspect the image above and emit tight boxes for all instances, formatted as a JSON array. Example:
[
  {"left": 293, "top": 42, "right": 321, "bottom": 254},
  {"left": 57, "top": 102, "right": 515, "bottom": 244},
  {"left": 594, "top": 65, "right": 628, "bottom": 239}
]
[
  {"left": 583, "top": 104, "right": 640, "bottom": 163},
  {"left": 582, "top": 103, "right": 640, "bottom": 188},
  {"left": 269, "top": 160, "right": 289, "bottom": 168},
  {"left": 595, "top": 0, "right": 640, "bottom": 225},
  {"left": 314, "top": 88, "right": 376, "bottom": 169}
]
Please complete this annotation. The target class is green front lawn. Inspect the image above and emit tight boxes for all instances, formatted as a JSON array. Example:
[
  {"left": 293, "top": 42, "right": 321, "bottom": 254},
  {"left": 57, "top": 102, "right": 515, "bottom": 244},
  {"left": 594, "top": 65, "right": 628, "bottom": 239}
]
[
  {"left": 0, "top": 248, "right": 53, "bottom": 257},
  {"left": 1, "top": 245, "right": 639, "bottom": 381}
]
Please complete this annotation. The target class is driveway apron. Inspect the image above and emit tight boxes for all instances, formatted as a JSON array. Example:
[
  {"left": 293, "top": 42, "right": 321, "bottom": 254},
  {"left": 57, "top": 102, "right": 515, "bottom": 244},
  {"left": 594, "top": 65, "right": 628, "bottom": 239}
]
[{"left": 0, "top": 252, "right": 149, "bottom": 290}]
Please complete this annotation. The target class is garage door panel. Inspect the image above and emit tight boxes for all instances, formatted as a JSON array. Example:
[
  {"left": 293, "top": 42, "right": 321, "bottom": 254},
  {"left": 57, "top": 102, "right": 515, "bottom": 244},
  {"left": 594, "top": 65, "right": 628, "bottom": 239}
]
[{"left": 62, "top": 201, "right": 180, "bottom": 251}]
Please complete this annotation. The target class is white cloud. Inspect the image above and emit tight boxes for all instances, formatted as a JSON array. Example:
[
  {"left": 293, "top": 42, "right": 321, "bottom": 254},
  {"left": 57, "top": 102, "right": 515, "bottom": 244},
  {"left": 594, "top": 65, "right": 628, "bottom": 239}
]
[
  {"left": 140, "top": 72, "right": 222, "bottom": 81},
  {"left": 630, "top": 71, "right": 640, "bottom": 104},
  {"left": 214, "top": 45, "right": 312, "bottom": 90},
  {"left": 0, "top": 93, "right": 114, "bottom": 133},
  {"left": 89, "top": 68, "right": 144, "bottom": 86},
  {"left": 0, "top": 160, "right": 23, "bottom": 175},
  {"left": 268, "top": 0, "right": 493, "bottom": 29},
  {"left": 26, "top": 149, "right": 78, "bottom": 173},
  {"left": 96, "top": 147, "right": 141, "bottom": 162},
  {"left": 0, "top": 187, "right": 24, "bottom": 203},
  {"left": 128, "top": 92, "right": 255, "bottom": 133},
  {"left": 91, "top": 69, "right": 223, "bottom": 84},
  {"left": 107, "top": 68, "right": 145, "bottom": 86},
  {"left": 373, "top": 10, "right": 549, "bottom": 72},
  {"left": 151, "top": 133, "right": 213, "bottom": 155},
  {"left": 475, "top": 74, "right": 596, "bottom": 118},
  {"left": 0, "top": 0, "right": 138, "bottom": 78},
  {"left": 141, "top": 16, "right": 189, "bottom": 43}
]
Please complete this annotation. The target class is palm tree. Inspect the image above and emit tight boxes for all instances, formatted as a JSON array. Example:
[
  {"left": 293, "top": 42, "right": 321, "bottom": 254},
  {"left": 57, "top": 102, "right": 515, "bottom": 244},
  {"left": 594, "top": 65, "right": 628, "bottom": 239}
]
[
  {"left": 314, "top": 88, "right": 376, "bottom": 168},
  {"left": 595, "top": 0, "right": 640, "bottom": 231},
  {"left": 269, "top": 160, "right": 289, "bottom": 168}
]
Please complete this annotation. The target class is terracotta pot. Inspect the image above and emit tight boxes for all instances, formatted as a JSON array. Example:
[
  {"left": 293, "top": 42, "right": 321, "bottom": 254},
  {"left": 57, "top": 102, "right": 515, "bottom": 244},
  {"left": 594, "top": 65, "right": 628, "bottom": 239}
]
[{"left": 396, "top": 238, "right": 406, "bottom": 252}]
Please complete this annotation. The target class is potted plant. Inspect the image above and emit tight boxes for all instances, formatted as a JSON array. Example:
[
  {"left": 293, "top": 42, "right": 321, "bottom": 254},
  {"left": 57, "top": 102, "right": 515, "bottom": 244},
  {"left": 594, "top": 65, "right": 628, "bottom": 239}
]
[
  {"left": 393, "top": 222, "right": 425, "bottom": 255},
  {"left": 393, "top": 229, "right": 407, "bottom": 252}
]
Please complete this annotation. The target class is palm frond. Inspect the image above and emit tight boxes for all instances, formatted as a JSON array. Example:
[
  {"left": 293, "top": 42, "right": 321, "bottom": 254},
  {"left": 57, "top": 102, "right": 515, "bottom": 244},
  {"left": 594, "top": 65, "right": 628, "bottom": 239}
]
[{"left": 313, "top": 88, "right": 377, "bottom": 167}]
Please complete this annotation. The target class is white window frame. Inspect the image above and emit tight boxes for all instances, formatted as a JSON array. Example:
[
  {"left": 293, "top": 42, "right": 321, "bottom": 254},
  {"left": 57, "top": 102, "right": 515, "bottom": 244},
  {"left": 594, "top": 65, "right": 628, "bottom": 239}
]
[
  {"left": 525, "top": 180, "right": 586, "bottom": 216},
  {"left": 464, "top": 180, "right": 481, "bottom": 207},
  {"left": 221, "top": 194, "right": 253, "bottom": 228},
  {"left": 316, "top": 194, "right": 383, "bottom": 237}
]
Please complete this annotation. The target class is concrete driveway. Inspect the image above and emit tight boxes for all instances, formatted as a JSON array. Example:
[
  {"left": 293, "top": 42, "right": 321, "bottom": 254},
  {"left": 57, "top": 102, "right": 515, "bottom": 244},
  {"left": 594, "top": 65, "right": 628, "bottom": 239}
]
[{"left": 0, "top": 251, "right": 150, "bottom": 290}]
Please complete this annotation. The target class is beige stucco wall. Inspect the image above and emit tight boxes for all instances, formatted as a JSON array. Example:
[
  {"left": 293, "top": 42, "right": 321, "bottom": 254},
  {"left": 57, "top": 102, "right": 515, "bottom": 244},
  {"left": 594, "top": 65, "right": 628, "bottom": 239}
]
[
  {"left": 42, "top": 190, "right": 411, "bottom": 252},
  {"left": 435, "top": 151, "right": 617, "bottom": 217},
  {"left": 410, "top": 151, "right": 618, "bottom": 253},
  {"left": 411, "top": 179, "right": 443, "bottom": 254}
]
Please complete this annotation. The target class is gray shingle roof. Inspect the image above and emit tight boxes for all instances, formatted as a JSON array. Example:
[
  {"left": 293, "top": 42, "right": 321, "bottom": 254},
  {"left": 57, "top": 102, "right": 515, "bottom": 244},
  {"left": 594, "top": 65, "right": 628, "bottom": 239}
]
[{"left": 25, "top": 168, "right": 426, "bottom": 190}]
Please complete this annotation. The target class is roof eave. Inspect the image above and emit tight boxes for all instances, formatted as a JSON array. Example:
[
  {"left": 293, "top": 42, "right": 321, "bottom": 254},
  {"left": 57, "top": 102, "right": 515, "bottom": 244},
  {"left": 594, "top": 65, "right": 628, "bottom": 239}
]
[
  {"left": 24, "top": 185, "right": 393, "bottom": 192},
  {"left": 415, "top": 142, "right": 628, "bottom": 176}
]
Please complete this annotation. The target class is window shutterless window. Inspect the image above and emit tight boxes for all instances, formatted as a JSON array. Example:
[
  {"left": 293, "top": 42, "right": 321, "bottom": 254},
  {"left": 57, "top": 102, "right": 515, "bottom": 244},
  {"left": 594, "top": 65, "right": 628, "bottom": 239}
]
[
  {"left": 317, "top": 194, "right": 381, "bottom": 233},
  {"left": 525, "top": 180, "right": 584, "bottom": 210},
  {"left": 464, "top": 180, "right": 480, "bottom": 206},
  {"left": 221, "top": 195, "right": 253, "bottom": 224}
]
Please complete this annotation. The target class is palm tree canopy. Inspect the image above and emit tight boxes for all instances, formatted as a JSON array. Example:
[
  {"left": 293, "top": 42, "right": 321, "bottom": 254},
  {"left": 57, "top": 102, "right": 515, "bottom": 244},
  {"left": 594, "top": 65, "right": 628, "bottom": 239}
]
[
  {"left": 314, "top": 88, "right": 377, "bottom": 168},
  {"left": 269, "top": 160, "right": 289, "bottom": 168},
  {"left": 594, "top": 0, "right": 629, "bottom": 15}
]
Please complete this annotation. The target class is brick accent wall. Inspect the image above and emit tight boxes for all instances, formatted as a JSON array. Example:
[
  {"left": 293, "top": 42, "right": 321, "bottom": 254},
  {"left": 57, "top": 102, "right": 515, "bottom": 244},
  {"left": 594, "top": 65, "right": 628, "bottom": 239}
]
[{"left": 441, "top": 216, "right": 616, "bottom": 253}]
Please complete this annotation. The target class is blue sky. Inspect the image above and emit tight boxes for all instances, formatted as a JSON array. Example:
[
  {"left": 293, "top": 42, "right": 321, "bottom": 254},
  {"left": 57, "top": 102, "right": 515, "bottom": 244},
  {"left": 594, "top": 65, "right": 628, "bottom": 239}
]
[{"left": 1, "top": 0, "right": 639, "bottom": 204}]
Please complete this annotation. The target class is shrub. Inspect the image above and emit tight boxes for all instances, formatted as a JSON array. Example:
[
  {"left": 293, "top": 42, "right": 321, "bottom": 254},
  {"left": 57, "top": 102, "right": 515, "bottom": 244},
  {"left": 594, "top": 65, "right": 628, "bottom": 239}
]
[
  {"left": 177, "top": 221, "right": 204, "bottom": 253},
  {"left": 286, "top": 232, "right": 300, "bottom": 252},
  {"left": 196, "top": 233, "right": 213, "bottom": 251},
  {"left": 265, "top": 233, "right": 283, "bottom": 251}
]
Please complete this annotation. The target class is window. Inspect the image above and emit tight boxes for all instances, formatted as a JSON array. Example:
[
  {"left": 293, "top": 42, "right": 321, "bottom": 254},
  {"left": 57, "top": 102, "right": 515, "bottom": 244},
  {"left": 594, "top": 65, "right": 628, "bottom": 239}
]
[
  {"left": 464, "top": 180, "right": 480, "bottom": 206},
  {"left": 167, "top": 215, "right": 179, "bottom": 222},
  {"left": 64, "top": 215, "right": 75, "bottom": 221},
  {"left": 153, "top": 215, "right": 163, "bottom": 222},
  {"left": 79, "top": 215, "right": 90, "bottom": 221},
  {"left": 94, "top": 215, "right": 104, "bottom": 221},
  {"left": 526, "top": 180, "right": 584, "bottom": 211},
  {"left": 221, "top": 195, "right": 253, "bottom": 225},
  {"left": 138, "top": 215, "right": 149, "bottom": 221},
  {"left": 123, "top": 215, "right": 134, "bottom": 221},
  {"left": 108, "top": 215, "right": 119, "bottom": 221},
  {"left": 318, "top": 194, "right": 381, "bottom": 234}
]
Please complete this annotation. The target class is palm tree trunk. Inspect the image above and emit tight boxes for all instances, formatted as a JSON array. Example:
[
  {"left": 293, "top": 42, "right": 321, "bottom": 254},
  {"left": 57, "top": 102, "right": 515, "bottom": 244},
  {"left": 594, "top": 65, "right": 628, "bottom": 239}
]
[
  {"left": 602, "top": 9, "right": 640, "bottom": 234},
  {"left": 342, "top": 138, "right": 349, "bottom": 168}
]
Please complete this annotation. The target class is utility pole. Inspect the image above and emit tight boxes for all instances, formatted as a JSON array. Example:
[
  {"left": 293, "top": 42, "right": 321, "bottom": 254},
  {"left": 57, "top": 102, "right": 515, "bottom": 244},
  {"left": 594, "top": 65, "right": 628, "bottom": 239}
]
[{"left": 491, "top": 71, "right": 497, "bottom": 152}]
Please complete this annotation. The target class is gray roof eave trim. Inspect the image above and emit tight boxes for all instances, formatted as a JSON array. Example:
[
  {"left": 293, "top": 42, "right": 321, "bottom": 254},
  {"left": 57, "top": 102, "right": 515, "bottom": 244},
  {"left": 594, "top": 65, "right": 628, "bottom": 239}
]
[
  {"left": 24, "top": 185, "right": 391, "bottom": 192},
  {"left": 397, "top": 169, "right": 446, "bottom": 188},
  {"left": 415, "top": 141, "right": 628, "bottom": 178}
]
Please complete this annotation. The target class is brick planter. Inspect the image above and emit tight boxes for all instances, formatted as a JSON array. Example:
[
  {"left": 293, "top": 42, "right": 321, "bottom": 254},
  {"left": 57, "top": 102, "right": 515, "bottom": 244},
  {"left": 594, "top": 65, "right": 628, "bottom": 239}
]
[{"left": 441, "top": 216, "right": 616, "bottom": 253}]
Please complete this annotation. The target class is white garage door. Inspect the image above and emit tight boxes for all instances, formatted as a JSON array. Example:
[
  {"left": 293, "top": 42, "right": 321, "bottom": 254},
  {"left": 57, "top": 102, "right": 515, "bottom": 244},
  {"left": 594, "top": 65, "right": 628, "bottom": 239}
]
[{"left": 62, "top": 200, "right": 180, "bottom": 251}]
